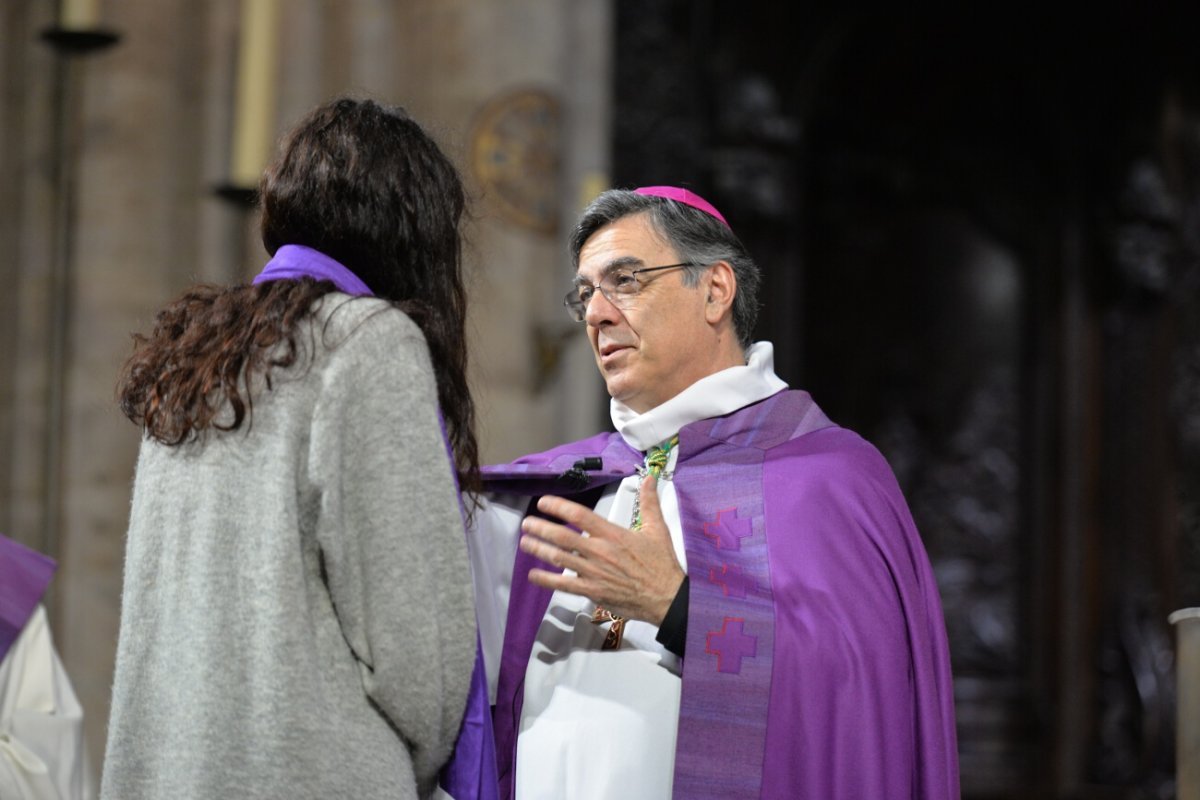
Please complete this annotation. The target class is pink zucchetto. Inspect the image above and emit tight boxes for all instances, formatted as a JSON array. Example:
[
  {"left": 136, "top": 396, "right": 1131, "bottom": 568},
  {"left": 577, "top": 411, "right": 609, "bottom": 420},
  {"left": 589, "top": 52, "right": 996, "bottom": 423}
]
[{"left": 634, "top": 185, "right": 730, "bottom": 228}]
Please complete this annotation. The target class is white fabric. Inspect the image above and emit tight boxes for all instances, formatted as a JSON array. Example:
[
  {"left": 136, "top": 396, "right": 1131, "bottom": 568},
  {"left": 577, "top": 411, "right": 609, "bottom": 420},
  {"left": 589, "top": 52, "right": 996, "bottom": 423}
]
[
  {"left": 468, "top": 493, "right": 524, "bottom": 704},
  {"left": 0, "top": 606, "right": 95, "bottom": 800},
  {"left": 467, "top": 342, "right": 786, "bottom": 800},
  {"left": 609, "top": 341, "right": 787, "bottom": 451}
]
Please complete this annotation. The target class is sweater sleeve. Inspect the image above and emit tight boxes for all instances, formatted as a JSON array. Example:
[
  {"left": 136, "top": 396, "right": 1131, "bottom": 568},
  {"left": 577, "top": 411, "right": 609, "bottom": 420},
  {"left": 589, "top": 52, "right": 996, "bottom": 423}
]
[{"left": 307, "top": 309, "right": 475, "bottom": 793}]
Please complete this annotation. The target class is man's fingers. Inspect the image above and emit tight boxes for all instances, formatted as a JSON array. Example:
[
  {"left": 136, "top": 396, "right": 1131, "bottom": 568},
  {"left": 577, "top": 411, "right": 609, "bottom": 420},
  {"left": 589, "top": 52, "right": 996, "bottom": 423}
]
[
  {"left": 640, "top": 473, "right": 658, "bottom": 502},
  {"left": 536, "top": 494, "right": 617, "bottom": 539},
  {"left": 519, "top": 514, "right": 616, "bottom": 569},
  {"left": 521, "top": 514, "right": 589, "bottom": 547},
  {"left": 526, "top": 567, "right": 565, "bottom": 591},
  {"left": 527, "top": 567, "right": 590, "bottom": 594},
  {"left": 527, "top": 568, "right": 618, "bottom": 612},
  {"left": 523, "top": 477, "right": 684, "bottom": 622},
  {"left": 520, "top": 531, "right": 586, "bottom": 573},
  {"left": 637, "top": 474, "right": 666, "bottom": 529}
]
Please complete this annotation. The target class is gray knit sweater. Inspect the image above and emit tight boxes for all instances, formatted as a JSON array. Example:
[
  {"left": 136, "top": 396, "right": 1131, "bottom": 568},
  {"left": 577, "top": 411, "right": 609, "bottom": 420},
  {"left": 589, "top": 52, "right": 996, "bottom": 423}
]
[{"left": 101, "top": 296, "right": 475, "bottom": 799}]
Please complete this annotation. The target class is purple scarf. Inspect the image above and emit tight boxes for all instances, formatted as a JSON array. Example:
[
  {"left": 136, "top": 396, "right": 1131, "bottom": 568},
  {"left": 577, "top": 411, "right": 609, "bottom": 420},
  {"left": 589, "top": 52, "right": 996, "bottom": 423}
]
[{"left": 252, "top": 244, "right": 374, "bottom": 296}]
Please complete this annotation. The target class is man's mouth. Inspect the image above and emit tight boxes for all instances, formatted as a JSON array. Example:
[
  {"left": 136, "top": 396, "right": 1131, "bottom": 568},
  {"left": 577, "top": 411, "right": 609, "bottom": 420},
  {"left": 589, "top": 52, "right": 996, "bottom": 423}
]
[{"left": 598, "top": 342, "right": 632, "bottom": 361}]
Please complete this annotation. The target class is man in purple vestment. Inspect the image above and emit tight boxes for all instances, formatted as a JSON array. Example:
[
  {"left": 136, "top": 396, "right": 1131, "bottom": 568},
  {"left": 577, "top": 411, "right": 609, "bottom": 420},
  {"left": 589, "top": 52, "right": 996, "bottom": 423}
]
[{"left": 465, "top": 186, "right": 960, "bottom": 799}]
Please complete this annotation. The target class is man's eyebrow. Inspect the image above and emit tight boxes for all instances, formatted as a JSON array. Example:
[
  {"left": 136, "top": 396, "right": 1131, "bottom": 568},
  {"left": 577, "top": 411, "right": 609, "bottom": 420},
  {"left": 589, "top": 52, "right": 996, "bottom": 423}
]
[{"left": 573, "top": 256, "right": 645, "bottom": 286}]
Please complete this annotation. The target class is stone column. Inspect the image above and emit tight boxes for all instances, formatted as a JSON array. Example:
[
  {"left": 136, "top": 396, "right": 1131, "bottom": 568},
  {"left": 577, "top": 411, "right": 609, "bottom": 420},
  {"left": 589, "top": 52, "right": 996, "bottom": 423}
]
[
  {"left": 56, "top": 0, "right": 241, "bottom": 764},
  {"left": 391, "top": 0, "right": 610, "bottom": 462},
  {"left": 1173, "top": 608, "right": 1200, "bottom": 800}
]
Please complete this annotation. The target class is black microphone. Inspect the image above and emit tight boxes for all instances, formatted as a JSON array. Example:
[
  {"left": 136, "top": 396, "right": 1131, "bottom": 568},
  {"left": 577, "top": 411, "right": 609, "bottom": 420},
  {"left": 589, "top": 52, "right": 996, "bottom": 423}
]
[{"left": 557, "top": 456, "right": 603, "bottom": 490}]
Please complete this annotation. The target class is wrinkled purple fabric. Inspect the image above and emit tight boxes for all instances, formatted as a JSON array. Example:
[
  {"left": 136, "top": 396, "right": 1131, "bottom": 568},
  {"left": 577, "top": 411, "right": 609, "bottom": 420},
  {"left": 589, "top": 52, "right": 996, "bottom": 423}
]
[
  {"left": 0, "top": 534, "right": 56, "bottom": 662},
  {"left": 441, "top": 644, "right": 498, "bottom": 800},
  {"left": 252, "top": 244, "right": 374, "bottom": 297},
  {"left": 437, "top": 411, "right": 499, "bottom": 800},
  {"left": 483, "top": 390, "right": 961, "bottom": 799}
]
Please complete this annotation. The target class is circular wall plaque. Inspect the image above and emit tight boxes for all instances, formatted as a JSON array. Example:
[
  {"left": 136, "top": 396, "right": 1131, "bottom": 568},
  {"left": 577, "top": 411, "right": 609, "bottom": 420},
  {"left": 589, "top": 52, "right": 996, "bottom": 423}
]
[{"left": 470, "top": 88, "right": 560, "bottom": 234}]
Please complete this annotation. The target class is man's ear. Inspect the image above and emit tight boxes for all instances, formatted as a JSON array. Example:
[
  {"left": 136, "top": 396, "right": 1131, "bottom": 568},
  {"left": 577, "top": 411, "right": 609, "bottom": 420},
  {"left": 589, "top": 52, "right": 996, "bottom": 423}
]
[{"left": 704, "top": 261, "right": 737, "bottom": 325}]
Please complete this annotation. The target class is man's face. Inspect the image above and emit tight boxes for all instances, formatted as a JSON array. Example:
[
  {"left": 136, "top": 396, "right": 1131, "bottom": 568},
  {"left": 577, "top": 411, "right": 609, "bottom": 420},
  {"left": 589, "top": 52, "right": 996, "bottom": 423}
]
[{"left": 576, "top": 212, "right": 715, "bottom": 413}]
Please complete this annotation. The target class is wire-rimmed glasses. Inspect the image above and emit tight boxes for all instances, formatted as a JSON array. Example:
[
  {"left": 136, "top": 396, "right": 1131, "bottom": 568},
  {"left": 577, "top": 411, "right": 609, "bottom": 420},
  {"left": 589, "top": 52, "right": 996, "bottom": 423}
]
[{"left": 563, "top": 262, "right": 701, "bottom": 322}]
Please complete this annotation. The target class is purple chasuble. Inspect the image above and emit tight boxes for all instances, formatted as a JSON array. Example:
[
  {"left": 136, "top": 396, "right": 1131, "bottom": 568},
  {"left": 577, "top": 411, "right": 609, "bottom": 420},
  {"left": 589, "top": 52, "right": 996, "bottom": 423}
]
[
  {"left": 252, "top": 244, "right": 375, "bottom": 297},
  {"left": 0, "top": 533, "right": 56, "bottom": 662},
  {"left": 483, "top": 389, "right": 960, "bottom": 799}
]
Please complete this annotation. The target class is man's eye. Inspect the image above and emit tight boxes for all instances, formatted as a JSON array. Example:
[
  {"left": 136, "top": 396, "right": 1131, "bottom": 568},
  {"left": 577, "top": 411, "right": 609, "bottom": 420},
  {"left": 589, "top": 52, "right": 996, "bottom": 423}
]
[
  {"left": 577, "top": 286, "right": 595, "bottom": 303},
  {"left": 610, "top": 273, "right": 638, "bottom": 291}
]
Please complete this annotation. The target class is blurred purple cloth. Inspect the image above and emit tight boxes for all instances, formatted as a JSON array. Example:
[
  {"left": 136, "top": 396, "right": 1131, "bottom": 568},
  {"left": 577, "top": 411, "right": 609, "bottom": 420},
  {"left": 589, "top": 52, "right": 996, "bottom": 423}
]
[
  {"left": 0, "top": 533, "right": 56, "bottom": 662},
  {"left": 438, "top": 410, "right": 499, "bottom": 800},
  {"left": 440, "top": 643, "right": 498, "bottom": 800}
]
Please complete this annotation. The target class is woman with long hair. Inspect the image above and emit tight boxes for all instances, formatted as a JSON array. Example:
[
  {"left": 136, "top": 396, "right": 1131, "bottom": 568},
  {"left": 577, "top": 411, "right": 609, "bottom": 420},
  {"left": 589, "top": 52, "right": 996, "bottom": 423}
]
[{"left": 101, "top": 98, "right": 479, "bottom": 800}]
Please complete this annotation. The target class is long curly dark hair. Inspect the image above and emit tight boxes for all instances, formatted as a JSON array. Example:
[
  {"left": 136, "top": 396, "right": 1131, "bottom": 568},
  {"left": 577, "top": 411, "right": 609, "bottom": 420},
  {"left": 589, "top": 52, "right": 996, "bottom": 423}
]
[{"left": 118, "top": 97, "right": 480, "bottom": 494}]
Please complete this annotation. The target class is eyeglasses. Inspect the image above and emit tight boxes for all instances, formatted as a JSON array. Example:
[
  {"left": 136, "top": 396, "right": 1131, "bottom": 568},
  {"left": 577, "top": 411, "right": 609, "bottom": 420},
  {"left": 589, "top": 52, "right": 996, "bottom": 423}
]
[{"left": 563, "top": 262, "right": 701, "bottom": 322}]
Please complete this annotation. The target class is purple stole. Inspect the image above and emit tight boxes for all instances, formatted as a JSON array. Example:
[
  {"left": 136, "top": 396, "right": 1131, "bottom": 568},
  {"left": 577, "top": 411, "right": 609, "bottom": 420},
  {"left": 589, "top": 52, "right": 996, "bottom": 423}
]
[
  {"left": 0, "top": 534, "right": 57, "bottom": 662},
  {"left": 485, "top": 390, "right": 838, "bottom": 799},
  {"left": 252, "top": 244, "right": 374, "bottom": 296},
  {"left": 670, "top": 392, "right": 829, "bottom": 796}
]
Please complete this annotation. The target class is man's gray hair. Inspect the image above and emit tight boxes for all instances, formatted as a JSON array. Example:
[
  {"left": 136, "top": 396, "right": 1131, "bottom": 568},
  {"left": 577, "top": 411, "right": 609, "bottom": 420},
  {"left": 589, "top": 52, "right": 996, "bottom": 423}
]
[{"left": 569, "top": 189, "right": 761, "bottom": 348}]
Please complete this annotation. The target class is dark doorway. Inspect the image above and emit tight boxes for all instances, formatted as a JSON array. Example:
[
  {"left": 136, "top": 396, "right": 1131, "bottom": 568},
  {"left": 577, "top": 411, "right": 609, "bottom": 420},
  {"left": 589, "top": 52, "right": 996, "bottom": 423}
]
[{"left": 614, "top": 6, "right": 1200, "bottom": 797}]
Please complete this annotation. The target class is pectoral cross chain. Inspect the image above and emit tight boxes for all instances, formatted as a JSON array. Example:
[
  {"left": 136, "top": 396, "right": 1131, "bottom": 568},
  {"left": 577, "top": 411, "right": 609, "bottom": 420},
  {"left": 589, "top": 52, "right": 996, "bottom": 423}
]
[{"left": 590, "top": 435, "right": 678, "bottom": 651}]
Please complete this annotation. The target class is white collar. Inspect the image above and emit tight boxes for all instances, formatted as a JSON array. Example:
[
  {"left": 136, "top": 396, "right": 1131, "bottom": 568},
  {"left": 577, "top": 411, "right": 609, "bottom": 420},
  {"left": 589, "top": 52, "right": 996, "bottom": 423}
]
[{"left": 611, "top": 341, "right": 789, "bottom": 452}]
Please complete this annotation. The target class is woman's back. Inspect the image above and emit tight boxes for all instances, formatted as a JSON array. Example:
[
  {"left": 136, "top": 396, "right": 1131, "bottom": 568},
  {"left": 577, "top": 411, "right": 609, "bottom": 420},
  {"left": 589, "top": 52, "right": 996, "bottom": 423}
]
[{"left": 102, "top": 296, "right": 475, "bottom": 799}]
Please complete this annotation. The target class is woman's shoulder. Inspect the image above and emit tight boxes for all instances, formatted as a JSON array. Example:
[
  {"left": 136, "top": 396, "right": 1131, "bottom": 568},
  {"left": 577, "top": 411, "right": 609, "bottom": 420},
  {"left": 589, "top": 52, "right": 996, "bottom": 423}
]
[
  {"left": 310, "top": 294, "right": 422, "bottom": 344},
  {"left": 299, "top": 295, "right": 434, "bottom": 391}
]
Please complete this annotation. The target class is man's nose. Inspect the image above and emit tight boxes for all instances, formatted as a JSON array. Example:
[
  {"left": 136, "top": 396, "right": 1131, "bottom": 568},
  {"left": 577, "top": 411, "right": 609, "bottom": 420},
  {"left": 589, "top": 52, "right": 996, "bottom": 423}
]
[{"left": 584, "top": 288, "right": 621, "bottom": 327}]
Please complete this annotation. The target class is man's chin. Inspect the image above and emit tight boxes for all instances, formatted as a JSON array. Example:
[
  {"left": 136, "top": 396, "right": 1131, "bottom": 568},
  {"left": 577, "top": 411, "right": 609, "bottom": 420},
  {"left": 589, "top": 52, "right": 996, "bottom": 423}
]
[
  {"left": 606, "top": 382, "right": 656, "bottom": 414},
  {"left": 604, "top": 377, "right": 635, "bottom": 407}
]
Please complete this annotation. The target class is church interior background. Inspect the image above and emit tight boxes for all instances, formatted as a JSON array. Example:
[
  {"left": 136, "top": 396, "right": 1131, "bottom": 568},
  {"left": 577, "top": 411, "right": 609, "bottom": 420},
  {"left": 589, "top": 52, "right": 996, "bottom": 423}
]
[{"left": 1, "top": 2, "right": 1197, "bottom": 797}]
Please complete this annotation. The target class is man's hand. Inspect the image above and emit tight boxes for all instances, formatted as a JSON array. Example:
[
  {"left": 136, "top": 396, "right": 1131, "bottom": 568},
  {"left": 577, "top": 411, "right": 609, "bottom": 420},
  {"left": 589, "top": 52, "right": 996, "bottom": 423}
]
[{"left": 519, "top": 475, "right": 685, "bottom": 626}]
